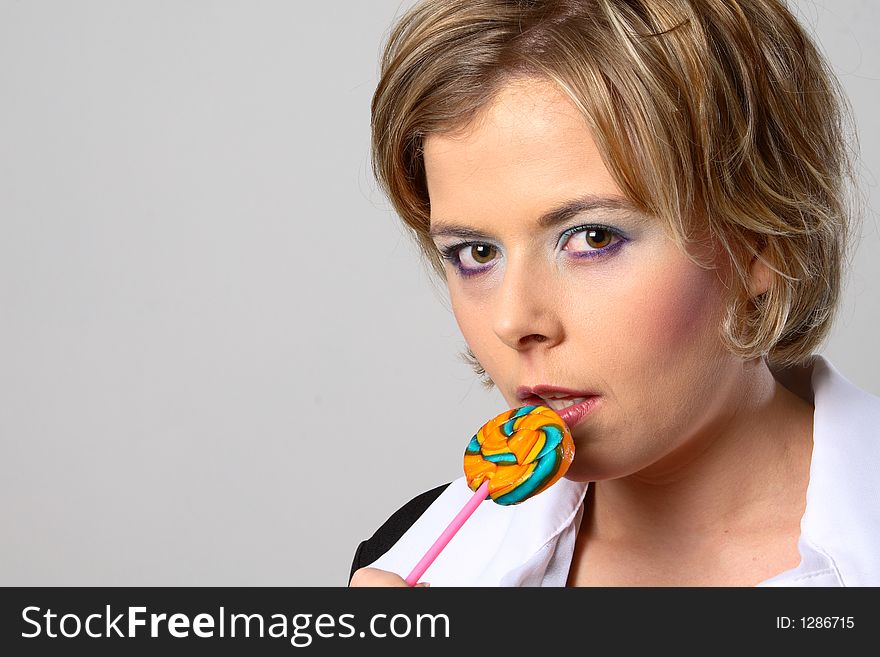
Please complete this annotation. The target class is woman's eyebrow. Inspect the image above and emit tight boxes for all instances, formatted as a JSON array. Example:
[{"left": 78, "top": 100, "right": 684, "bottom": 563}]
[{"left": 428, "top": 194, "right": 639, "bottom": 240}]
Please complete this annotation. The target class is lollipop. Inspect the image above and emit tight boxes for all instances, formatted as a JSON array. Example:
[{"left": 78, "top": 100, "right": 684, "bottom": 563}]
[
  {"left": 464, "top": 404, "right": 575, "bottom": 505},
  {"left": 405, "top": 405, "right": 575, "bottom": 586}
]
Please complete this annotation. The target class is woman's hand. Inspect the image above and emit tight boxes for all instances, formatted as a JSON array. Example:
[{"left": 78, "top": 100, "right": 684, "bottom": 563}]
[{"left": 349, "top": 567, "right": 429, "bottom": 587}]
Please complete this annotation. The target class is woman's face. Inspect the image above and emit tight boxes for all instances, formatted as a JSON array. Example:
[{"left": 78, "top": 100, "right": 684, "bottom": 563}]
[{"left": 424, "top": 78, "right": 744, "bottom": 483}]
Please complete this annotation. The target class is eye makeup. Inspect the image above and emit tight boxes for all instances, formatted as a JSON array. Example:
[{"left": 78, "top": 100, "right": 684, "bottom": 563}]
[{"left": 437, "top": 222, "right": 628, "bottom": 278}]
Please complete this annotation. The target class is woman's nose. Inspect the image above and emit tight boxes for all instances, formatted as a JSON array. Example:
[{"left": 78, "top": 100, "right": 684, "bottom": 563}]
[{"left": 491, "top": 259, "right": 563, "bottom": 351}]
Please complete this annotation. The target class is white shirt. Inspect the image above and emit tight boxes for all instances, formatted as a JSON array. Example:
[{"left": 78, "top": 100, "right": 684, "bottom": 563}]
[{"left": 368, "top": 354, "right": 880, "bottom": 586}]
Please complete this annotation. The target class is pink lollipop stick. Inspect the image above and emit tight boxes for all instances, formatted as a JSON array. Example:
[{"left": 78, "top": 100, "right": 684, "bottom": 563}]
[{"left": 404, "top": 480, "right": 490, "bottom": 586}]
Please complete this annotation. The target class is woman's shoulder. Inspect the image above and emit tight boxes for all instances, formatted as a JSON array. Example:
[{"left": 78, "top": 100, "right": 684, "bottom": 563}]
[{"left": 349, "top": 482, "right": 451, "bottom": 583}]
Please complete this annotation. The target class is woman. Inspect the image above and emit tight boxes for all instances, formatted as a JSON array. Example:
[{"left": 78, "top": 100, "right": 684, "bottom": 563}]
[{"left": 350, "top": 0, "right": 879, "bottom": 586}]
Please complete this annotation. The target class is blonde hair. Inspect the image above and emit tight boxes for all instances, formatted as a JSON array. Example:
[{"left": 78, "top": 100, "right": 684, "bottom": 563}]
[{"left": 371, "top": 0, "right": 862, "bottom": 384}]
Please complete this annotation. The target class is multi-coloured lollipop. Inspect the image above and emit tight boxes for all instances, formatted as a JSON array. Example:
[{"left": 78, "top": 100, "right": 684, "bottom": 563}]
[
  {"left": 405, "top": 405, "right": 575, "bottom": 585},
  {"left": 464, "top": 404, "right": 575, "bottom": 505}
]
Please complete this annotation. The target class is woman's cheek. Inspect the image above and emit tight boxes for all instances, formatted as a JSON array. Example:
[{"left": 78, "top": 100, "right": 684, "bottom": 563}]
[
  {"left": 449, "top": 289, "right": 478, "bottom": 335},
  {"left": 449, "top": 291, "right": 493, "bottom": 358},
  {"left": 624, "top": 261, "right": 722, "bottom": 359}
]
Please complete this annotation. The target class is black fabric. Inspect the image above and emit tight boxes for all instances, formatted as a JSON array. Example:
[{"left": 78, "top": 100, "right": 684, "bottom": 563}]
[{"left": 348, "top": 482, "right": 451, "bottom": 584}]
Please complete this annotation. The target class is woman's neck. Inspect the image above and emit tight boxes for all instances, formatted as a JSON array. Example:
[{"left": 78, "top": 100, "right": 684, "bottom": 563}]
[{"left": 576, "top": 359, "right": 815, "bottom": 565}]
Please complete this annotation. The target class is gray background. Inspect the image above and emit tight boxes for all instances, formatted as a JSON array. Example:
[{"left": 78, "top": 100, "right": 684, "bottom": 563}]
[{"left": 0, "top": 0, "right": 877, "bottom": 586}]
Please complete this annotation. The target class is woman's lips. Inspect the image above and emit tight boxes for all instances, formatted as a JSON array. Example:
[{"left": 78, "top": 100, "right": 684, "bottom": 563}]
[
  {"left": 554, "top": 395, "right": 601, "bottom": 429},
  {"left": 523, "top": 395, "right": 601, "bottom": 429}
]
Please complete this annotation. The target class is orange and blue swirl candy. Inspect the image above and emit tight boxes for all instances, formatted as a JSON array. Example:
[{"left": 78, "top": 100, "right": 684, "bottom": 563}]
[{"left": 463, "top": 405, "right": 575, "bottom": 505}]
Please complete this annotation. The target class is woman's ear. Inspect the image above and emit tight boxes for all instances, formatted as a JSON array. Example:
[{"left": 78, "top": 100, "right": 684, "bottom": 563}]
[{"left": 748, "top": 251, "right": 773, "bottom": 298}]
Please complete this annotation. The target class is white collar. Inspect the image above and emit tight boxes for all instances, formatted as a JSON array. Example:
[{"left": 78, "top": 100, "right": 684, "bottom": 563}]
[
  {"left": 370, "top": 354, "right": 880, "bottom": 586},
  {"left": 369, "top": 474, "right": 588, "bottom": 585},
  {"left": 759, "top": 354, "right": 880, "bottom": 586}
]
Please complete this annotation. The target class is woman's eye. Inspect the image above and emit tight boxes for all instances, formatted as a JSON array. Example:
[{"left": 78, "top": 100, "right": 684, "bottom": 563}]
[
  {"left": 458, "top": 244, "right": 498, "bottom": 267},
  {"left": 562, "top": 227, "right": 618, "bottom": 253}
]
